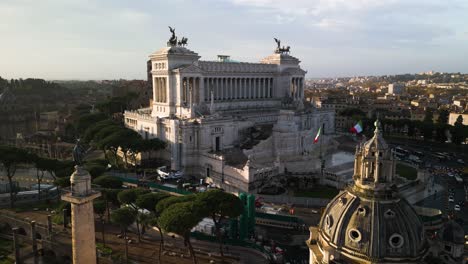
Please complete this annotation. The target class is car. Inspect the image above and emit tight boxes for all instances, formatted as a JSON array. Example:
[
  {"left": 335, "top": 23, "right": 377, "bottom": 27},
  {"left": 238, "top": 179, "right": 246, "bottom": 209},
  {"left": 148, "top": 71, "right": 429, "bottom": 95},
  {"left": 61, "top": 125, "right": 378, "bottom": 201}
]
[
  {"left": 170, "top": 170, "right": 184, "bottom": 179},
  {"left": 454, "top": 205, "right": 461, "bottom": 211},
  {"left": 157, "top": 166, "right": 171, "bottom": 180},
  {"left": 448, "top": 196, "right": 455, "bottom": 202},
  {"left": 457, "top": 159, "right": 465, "bottom": 164}
]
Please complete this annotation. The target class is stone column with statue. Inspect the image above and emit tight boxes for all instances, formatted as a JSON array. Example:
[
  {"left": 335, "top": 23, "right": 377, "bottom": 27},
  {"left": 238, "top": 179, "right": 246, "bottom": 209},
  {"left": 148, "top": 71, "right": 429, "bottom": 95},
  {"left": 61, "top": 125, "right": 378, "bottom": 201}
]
[{"left": 61, "top": 139, "right": 101, "bottom": 264}]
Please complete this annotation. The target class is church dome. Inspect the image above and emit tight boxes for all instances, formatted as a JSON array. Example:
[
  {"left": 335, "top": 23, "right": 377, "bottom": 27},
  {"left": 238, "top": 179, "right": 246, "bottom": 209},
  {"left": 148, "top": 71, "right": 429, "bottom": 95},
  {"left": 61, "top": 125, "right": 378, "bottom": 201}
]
[
  {"left": 314, "top": 120, "right": 429, "bottom": 263},
  {"left": 318, "top": 190, "right": 428, "bottom": 262}
]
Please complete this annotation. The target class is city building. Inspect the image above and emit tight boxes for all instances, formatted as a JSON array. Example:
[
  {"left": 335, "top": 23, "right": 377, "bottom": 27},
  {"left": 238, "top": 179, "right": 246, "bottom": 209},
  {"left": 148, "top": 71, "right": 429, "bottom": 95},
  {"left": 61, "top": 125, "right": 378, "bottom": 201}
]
[
  {"left": 388, "top": 83, "right": 405, "bottom": 95},
  {"left": 124, "top": 32, "right": 335, "bottom": 193}
]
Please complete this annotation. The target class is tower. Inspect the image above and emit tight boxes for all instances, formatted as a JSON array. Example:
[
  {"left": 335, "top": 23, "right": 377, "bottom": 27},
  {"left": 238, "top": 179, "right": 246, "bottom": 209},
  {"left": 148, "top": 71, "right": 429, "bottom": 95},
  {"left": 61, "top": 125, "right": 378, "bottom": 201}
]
[{"left": 62, "top": 166, "right": 101, "bottom": 264}]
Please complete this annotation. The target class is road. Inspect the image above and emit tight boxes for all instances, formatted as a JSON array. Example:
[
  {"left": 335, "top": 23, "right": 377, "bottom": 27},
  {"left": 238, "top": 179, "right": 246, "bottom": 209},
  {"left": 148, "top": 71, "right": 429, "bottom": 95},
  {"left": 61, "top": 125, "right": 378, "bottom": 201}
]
[{"left": 415, "top": 170, "right": 468, "bottom": 232}]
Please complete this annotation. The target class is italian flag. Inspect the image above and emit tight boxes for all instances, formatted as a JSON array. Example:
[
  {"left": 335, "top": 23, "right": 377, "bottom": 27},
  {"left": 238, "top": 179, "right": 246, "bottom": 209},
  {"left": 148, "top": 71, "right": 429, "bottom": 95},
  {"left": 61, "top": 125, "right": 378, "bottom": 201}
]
[
  {"left": 350, "top": 121, "right": 363, "bottom": 134},
  {"left": 313, "top": 126, "right": 321, "bottom": 144}
]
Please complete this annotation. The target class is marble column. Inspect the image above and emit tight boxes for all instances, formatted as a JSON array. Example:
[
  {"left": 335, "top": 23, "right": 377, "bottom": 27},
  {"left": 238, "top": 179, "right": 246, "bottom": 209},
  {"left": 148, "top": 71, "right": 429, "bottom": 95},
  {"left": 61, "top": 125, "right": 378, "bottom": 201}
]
[
  {"left": 234, "top": 78, "right": 238, "bottom": 99},
  {"left": 261, "top": 78, "right": 265, "bottom": 98},
  {"left": 228, "top": 78, "right": 232, "bottom": 100},
  {"left": 270, "top": 78, "right": 274, "bottom": 98},
  {"left": 163, "top": 77, "right": 167, "bottom": 103},
  {"left": 158, "top": 78, "right": 161, "bottom": 103},
  {"left": 220, "top": 78, "right": 224, "bottom": 100},
  {"left": 155, "top": 78, "right": 159, "bottom": 102},
  {"left": 242, "top": 78, "right": 247, "bottom": 99}
]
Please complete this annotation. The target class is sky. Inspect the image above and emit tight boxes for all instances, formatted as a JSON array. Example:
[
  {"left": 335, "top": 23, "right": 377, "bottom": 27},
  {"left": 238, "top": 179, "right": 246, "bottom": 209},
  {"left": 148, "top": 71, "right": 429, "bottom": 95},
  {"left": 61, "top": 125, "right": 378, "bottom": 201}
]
[{"left": 1, "top": 0, "right": 467, "bottom": 80}]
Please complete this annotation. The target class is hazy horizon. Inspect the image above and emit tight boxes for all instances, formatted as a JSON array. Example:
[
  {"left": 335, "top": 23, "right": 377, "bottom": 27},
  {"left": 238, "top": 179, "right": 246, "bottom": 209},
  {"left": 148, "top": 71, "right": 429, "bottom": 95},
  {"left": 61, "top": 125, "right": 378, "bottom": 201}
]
[{"left": 1, "top": 0, "right": 468, "bottom": 80}]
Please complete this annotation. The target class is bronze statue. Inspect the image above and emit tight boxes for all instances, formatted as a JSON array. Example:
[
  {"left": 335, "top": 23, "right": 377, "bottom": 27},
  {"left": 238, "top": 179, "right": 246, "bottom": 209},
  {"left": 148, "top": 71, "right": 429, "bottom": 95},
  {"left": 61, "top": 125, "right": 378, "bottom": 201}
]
[
  {"left": 274, "top": 38, "right": 291, "bottom": 54},
  {"left": 168, "top": 26, "right": 177, "bottom": 46},
  {"left": 178, "top": 37, "right": 188, "bottom": 46},
  {"left": 274, "top": 38, "right": 281, "bottom": 53},
  {"left": 72, "top": 139, "right": 86, "bottom": 166}
]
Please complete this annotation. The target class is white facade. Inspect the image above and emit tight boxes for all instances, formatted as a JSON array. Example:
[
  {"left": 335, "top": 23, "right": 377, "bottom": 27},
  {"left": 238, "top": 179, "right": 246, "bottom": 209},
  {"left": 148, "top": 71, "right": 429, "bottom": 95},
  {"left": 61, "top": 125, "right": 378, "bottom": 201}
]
[
  {"left": 124, "top": 43, "right": 335, "bottom": 193},
  {"left": 388, "top": 83, "right": 405, "bottom": 94}
]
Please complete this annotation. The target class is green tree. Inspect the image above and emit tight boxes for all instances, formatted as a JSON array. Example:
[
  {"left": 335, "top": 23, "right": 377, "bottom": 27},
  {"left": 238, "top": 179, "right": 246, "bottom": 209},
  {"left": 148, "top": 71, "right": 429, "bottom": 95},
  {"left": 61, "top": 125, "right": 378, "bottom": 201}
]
[
  {"left": 420, "top": 121, "right": 434, "bottom": 141},
  {"left": 0, "top": 146, "right": 32, "bottom": 208},
  {"left": 84, "top": 160, "right": 107, "bottom": 179},
  {"left": 196, "top": 190, "right": 243, "bottom": 260},
  {"left": 437, "top": 109, "right": 449, "bottom": 124},
  {"left": 94, "top": 200, "right": 107, "bottom": 246},
  {"left": 111, "top": 207, "right": 137, "bottom": 264},
  {"left": 118, "top": 188, "right": 150, "bottom": 242},
  {"left": 93, "top": 175, "right": 123, "bottom": 221},
  {"left": 423, "top": 108, "right": 434, "bottom": 123},
  {"left": 33, "top": 156, "right": 57, "bottom": 200},
  {"left": 93, "top": 175, "right": 123, "bottom": 189},
  {"left": 76, "top": 113, "right": 108, "bottom": 134},
  {"left": 452, "top": 115, "right": 466, "bottom": 145},
  {"left": 83, "top": 119, "right": 116, "bottom": 142},
  {"left": 136, "top": 192, "right": 171, "bottom": 263},
  {"left": 156, "top": 195, "right": 196, "bottom": 214},
  {"left": 435, "top": 124, "right": 448, "bottom": 143},
  {"left": 159, "top": 201, "right": 205, "bottom": 264},
  {"left": 141, "top": 138, "right": 167, "bottom": 161}
]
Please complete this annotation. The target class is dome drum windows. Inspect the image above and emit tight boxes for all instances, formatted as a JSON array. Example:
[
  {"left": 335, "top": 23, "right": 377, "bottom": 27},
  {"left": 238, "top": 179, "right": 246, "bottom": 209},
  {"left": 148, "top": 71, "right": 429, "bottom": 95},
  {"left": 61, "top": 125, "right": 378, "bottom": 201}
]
[
  {"left": 325, "top": 215, "right": 333, "bottom": 229},
  {"left": 357, "top": 206, "right": 368, "bottom": 216},
  {"left": 339, "top": 197, "right": 347, "bottom": 205},
  {"left": 348, "top": 229, "right": 362, "bottom": 242},
  {"left": 389, "top": 233, "right": 404, "bottom": 248},
  {"left": 384, "top": 209, "right": 396, "bottom": 219}
]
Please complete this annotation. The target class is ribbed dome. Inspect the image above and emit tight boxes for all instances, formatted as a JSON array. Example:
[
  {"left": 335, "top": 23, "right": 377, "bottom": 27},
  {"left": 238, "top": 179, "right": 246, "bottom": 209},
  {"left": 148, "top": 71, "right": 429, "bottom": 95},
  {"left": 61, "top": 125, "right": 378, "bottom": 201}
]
[
  {"left": 314, "top": 119, "right": 429, "bottom": 263},
  {"left": 439, "top": 220, "right": 464, "bottom": 244},
  {"left": 318, "top": 190, "right": 428, "bottom": 263}
]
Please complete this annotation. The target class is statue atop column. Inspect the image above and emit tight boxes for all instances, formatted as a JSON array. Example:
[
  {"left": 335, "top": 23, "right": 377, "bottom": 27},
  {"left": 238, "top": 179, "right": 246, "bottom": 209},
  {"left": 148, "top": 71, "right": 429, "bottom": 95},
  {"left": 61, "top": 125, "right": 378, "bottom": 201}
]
[
  {"left": 274, "top": 38, "right": 291, "bottom": 54},
  {"left": 72, "top": 139, "right": 86, "bottom": 166}
]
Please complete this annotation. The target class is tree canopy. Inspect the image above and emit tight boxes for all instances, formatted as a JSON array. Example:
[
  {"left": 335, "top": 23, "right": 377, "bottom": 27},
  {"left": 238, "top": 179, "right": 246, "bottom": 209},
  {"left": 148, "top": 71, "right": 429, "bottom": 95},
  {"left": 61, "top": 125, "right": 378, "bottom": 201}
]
[{"left": 93, "top": 175, "right": 123, "bottom": 189}]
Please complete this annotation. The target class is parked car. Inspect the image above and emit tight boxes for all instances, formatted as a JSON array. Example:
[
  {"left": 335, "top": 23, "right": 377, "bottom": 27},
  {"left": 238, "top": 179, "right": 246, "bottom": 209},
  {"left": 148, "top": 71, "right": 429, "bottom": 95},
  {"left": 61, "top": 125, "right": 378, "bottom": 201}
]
[
  {"left": 454, "top": 204, "right": 461, "bottom": 211},
  {"left": 448, "top": 196, "right": 455, "bottom": 202},
  {"left": 170, "top": 170, "right": 184, "bottom": 179},
  {"left": 157, "top": 166, "right": 171, "bottom": 180}
]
